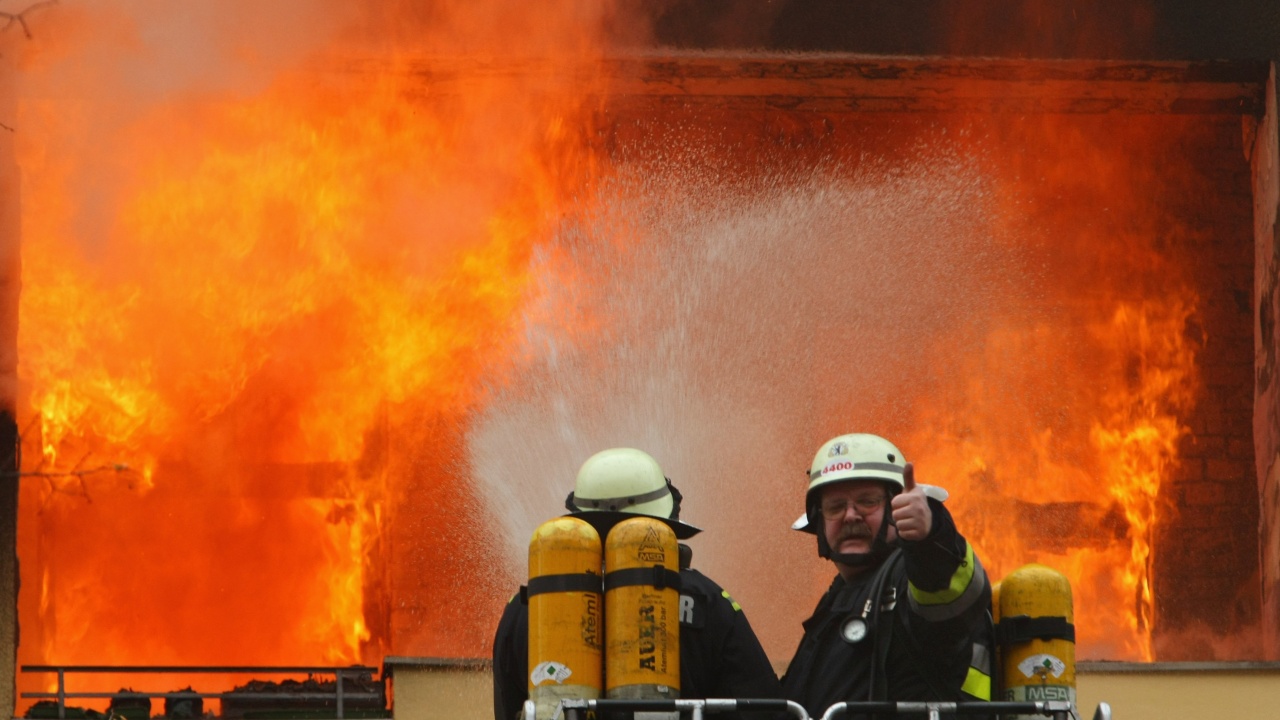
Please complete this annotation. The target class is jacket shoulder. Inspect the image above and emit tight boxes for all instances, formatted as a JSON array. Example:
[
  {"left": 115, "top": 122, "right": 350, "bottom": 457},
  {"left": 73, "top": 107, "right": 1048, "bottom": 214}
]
[{"left": 679, "top": 567, "right": 721, "bottom": 592}]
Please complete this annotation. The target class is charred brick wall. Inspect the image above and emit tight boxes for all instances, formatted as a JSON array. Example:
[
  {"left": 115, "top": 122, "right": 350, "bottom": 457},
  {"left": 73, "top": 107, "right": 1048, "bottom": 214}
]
[
  {"left": 1252, "top": 64, "right": 1280, "bottom": 661},
  {"left": 1153, "top": 110, "right": 1261, "bottom": 660}
]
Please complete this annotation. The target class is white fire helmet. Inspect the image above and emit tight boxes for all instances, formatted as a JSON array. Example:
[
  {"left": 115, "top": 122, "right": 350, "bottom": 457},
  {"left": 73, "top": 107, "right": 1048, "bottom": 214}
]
[
  {"left": 791, "top": 433, "right": 907, "bottom": 534},
  {"left": 569, "top": 447, "right": 675, "bottom": 518}
]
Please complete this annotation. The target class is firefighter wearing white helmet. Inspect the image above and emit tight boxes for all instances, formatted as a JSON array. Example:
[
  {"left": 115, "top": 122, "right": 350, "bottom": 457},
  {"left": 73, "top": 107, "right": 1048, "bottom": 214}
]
[
  {"left": 793, "top": 434, "right": 918, "bottom": 566},
  {"left": 563, "top": 447, "right": 686, "bottom": 528},
  {"left": 781, "top": 433, "right": 995, "bottom": 720},
  {"left": 492, "top": 448, "right": 781, "bottom": 720}
]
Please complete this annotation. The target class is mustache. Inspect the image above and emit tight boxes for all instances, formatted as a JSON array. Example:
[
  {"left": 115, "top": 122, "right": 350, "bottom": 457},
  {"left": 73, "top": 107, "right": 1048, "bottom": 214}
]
[{"left": 835, "top": 522, "right": 873, "bottom": 542}]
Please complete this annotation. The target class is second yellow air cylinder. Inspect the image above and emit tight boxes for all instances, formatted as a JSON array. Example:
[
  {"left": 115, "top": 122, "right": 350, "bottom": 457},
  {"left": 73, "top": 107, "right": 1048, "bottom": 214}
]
[{"left": 604, "top": 516, "right": 681, "bottom": 700}]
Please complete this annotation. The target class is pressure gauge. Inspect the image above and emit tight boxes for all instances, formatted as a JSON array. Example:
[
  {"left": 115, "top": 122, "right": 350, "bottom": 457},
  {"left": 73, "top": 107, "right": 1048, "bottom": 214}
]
[{"left": 841, "top": 617, "right": 868, "bottom": 644}]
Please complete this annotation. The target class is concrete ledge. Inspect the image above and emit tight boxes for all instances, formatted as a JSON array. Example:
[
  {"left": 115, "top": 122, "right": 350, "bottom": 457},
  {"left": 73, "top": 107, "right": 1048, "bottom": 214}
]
[
  {"left": 1077, "top": 662, "right": 1280, "bottom": 720},
  {"left": 384, "top": 657, "right": 492, "bottom": 720}
]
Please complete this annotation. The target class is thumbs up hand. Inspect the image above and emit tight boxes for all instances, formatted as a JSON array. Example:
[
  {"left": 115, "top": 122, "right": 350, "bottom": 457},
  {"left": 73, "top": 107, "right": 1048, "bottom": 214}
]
[{"left": 891, "top": 462, "right": 933, "bottom": 541}]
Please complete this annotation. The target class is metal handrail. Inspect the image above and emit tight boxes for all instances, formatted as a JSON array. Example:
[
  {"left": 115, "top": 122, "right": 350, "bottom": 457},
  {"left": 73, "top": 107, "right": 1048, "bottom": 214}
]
[
  {"left": 20, "top": 665, "right": 384, "bottom": 720},
  {"left": 819, "top": 700, "right": 1077, "bottom": 720},
  {"left": 519, "top": 697, "right": 1107, "bottom": 720},
  {"left": 534, "top": 698, "right": 811, "bottom": 720}
]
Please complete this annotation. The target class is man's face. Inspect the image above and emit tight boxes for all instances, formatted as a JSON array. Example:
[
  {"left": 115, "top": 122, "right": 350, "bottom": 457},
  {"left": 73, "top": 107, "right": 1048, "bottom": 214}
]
[{"left": 820, "top": 480, "right": 892, "bottom": 556}]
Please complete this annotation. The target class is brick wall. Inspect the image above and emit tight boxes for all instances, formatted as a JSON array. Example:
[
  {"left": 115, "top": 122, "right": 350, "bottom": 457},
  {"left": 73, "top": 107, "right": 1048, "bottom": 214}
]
[
  {"left": 1252, "top": 63, "right": 1280, "bottom": 660},
  {"left": 1155, "top": 110, "right": 1261, "bottom": 659},
  {"left": 1152, "top": 107, "right": 1259, "bottom": 655}
]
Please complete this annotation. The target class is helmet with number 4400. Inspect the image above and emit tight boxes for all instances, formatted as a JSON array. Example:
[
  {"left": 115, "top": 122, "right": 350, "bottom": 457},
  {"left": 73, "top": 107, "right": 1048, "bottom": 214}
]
[{"left": 792, "top": 433, "right": 907, "bottom": 535}]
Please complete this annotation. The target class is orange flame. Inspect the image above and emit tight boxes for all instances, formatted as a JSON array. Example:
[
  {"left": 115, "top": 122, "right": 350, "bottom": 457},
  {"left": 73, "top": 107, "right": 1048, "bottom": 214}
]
[
  {"left": 1090, "top": 300, "right": 1199, "bottom": 659},
  {"left": 14, "top": 1, "right": 605, "bottom": 705},
  {"left": 905, "top": 113, "right": 1206, "bottom": 661}
]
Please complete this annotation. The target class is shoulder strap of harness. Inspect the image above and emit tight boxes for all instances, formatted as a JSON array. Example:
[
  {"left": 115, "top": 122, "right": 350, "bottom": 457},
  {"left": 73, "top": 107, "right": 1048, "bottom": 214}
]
[{"left": 868, "top": 548, "right": 904, "bottom": 703}]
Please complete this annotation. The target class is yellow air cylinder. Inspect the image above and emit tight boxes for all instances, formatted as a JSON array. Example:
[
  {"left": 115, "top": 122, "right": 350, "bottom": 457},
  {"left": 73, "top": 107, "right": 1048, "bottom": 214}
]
[
  {"left": 528, "top": 517, "right": 604, "bottom": 720},
  {"left": 998, "top": 564, "right": 1076, "bottom": 718},
  {"left": 604, "top": 516, "right": 681, "bottom": 701}
]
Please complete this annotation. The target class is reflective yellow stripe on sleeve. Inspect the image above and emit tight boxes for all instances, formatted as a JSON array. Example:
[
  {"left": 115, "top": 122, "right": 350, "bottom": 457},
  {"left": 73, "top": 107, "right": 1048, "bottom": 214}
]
[
  {"left": 961, "top": 666, "right": 992, "bottom": 700},
  {"left": 908, "top": 543, "right": 988, "bottom": 621},
  {"left": 911, "top": 542, "right": 976, "bottom": 604}
]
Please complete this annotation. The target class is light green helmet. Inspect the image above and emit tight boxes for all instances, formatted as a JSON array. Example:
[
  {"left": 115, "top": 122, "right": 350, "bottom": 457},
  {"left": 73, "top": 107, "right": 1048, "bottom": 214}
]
[
  {"left": 565, "top": 447, "right": 700, "bottom": 539},
  {"left": 792, "top": 433, "right": 906, "bottom": 534},
  {"left": 568, "top": 447, "right": 674, "bottom": 518}
]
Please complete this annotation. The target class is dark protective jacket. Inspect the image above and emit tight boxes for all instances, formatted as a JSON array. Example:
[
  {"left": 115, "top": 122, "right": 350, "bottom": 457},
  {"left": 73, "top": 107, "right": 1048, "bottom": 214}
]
[
  {"left": 780, "top": 499, "right": 994, "bottom": 720},
  {"left": 492, "top": 564, "right": 782, "bottom": 720}
]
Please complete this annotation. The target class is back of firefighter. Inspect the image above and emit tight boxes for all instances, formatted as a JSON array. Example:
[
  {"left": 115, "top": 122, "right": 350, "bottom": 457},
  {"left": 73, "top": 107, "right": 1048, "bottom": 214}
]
[
  {"left": 781, "top": 433, "right": 994, "bottom": 720},
  {"left": 491, "top": 447, "right": 781, "bottom": 720}
]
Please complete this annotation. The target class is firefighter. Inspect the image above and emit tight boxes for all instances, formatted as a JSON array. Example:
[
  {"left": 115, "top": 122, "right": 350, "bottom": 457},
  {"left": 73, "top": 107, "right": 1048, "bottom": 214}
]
[
  {"left": 781, "top": 433, "right": 994, "bottom": 719},
  {"left": 492, "top": 447, "right": 781, "bottom": 720}
]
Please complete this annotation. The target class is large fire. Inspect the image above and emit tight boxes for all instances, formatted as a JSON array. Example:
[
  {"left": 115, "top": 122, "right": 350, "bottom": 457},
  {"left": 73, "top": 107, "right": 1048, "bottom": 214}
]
[
  {"left": 12, "top": 0, "right": 608, "bottom": 708},
  {"left": 4, "top": 0, "right": 1249, "bottom": 713}
]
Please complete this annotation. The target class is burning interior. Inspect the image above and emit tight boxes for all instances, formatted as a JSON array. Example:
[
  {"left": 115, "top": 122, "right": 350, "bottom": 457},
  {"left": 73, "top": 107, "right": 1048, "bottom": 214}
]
[{"left": 3, "top": 1, "right": 1278, "bottom": 715}]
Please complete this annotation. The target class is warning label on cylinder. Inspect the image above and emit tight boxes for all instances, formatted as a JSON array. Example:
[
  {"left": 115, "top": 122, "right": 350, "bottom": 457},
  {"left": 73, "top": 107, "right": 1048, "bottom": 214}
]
[
  {"left": 531, "top": 661, "right": 573, "bottom": 686},
  {"left": 1017, "top": 653, "right": 1066, "bottom": 679}
]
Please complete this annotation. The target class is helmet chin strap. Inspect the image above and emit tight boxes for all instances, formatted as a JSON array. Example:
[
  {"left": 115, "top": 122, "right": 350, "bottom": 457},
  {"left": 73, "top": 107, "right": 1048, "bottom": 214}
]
[{"left": 816, "top": 504, "right": 896, "bottom": 567}]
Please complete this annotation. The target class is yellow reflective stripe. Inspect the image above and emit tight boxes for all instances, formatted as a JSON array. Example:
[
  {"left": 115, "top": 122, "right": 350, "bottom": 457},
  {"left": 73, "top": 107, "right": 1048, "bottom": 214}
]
[
  {"left": 910, "top": 542, "right": 976, "bottom": 605},
  {"left": 962, "top": 666, "right": 992, "bottom": 700},
  {"left": 721, "top": 590, "right": 742, "bottom": 611}
]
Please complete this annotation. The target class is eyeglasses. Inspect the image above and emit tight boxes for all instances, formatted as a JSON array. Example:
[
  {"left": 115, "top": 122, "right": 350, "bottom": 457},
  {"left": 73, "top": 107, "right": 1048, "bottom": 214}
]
[{"left": 820, "top": 494, "right": 887, "bottom": 520}]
